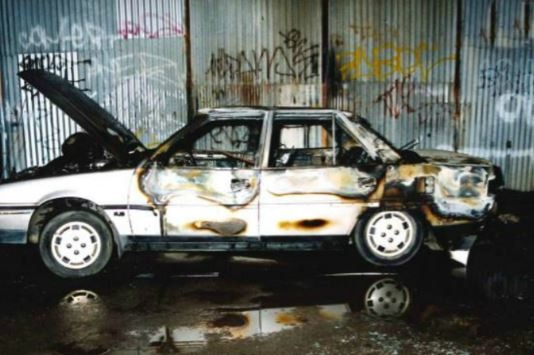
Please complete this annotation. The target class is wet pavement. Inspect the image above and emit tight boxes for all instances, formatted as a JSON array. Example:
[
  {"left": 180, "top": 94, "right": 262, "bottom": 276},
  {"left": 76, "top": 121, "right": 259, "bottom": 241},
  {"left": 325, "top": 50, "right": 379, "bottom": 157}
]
[
  {"left": 0, "top": 191, "right": 533, "bottom": 355},
  {"left": 0, "top": 239, "right": 533, "bottom": 355}
]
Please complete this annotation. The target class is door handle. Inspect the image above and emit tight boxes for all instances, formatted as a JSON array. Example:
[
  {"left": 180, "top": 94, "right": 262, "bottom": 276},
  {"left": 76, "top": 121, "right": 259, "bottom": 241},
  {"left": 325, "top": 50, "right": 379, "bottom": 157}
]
[{"left": 231, "top": 178, "right": 251, "bottom": 192}]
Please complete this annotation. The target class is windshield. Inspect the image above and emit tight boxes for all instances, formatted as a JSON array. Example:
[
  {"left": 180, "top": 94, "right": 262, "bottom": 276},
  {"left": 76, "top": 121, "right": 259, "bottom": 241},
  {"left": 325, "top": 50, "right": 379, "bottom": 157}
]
[{"left": 336, "top": 113, "right": 401, "bottom": 163}]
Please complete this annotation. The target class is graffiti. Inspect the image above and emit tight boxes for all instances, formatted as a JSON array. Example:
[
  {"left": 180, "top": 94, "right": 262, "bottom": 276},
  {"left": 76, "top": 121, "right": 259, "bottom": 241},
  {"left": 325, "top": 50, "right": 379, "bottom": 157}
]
[
  {"left": 477, "top": 59, "right": 534, "bottom": 126},
  {"left": 86, "top": 52, "right": 185, "bottom": 95},
  {"left": 116, "top": 0, "right": 184, "bottom": 39},
  {"left": 495, "top": 93, "right": 534, "bottom": 126},
  {"left": 18, "top": 53, "right": 91, "bottom": 97},
  {"left": 336, "top": 42, "right": 456, "bottom": 82},
  {"left": 348, "top": 24, "right": 399, "bottom": 42},
  {"left": 18, "top": 17, "right": 118, "bottom": 51},
  {"left": 118, "top": 13, "right": 184, "bottom": 39},
  {"left": 478, "top": 60, "right": 534, "bottom": 98},
  {"left": 15, "top": 52, "right": 89, "bottom": 163},
  {"left": 205, "top": 126, "right": 251, "bottom": 151},
  {"left": 374, "top": 75, "right": 453, "bottom": 119},
  {"left": 205, "top": 29, "right": 320, "bottom": 82},
  {"left": 86, "top": 52, "right": 186, "bottom": 147}
]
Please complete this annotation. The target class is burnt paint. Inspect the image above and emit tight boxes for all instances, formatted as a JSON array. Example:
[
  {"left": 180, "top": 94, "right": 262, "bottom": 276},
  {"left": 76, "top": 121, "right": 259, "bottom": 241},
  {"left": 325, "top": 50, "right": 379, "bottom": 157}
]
[
  {"left": 210, "top": 313, "right": 249, "bottom": 328},
  {"left": 190, "top": 218, "right": 247, "bottom": 236},
  {"left": 279, "top": 219, "right": 330, "bottom": 230}
]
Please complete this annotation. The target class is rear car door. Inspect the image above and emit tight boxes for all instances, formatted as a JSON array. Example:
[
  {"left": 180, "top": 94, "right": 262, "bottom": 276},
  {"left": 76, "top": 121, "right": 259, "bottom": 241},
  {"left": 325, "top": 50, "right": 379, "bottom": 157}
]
[{"left": 259, "top": 112, "right": 385, "bottom": 239}]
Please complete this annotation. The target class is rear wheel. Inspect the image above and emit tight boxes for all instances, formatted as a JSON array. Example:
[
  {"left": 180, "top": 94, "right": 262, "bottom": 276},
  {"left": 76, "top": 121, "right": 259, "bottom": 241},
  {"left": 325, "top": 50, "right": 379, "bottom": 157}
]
[
  {"left": 39, "top": 211, "right": 113, "bottom": 278},
  {"left": 355, "top": 210, "right": 423, "bottom": 266}
]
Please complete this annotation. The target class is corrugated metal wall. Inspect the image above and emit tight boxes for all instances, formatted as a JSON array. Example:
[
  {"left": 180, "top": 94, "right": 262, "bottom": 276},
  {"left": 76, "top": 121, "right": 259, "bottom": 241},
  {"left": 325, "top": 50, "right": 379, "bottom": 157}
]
[
  {"left": 190, "top": 0, "right": 323, "bottom": 108},
  {"left": 0, "top": 0, "right": 532, "bottom": 190},
  {"left": 328, "top": 0, "right": 460, "bottom": 162},
  {"left": 460, "top": 0, "right": 533, "bottom": 190},
  {"left": 0, "top": 0, "right": 188, "bottom": 174}
]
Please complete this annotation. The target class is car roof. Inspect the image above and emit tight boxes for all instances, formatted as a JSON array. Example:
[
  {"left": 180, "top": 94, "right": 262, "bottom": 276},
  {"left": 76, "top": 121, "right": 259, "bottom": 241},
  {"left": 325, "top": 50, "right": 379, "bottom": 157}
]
[{"left": 198, "top": 106, "right": 353, "bottom": 117}]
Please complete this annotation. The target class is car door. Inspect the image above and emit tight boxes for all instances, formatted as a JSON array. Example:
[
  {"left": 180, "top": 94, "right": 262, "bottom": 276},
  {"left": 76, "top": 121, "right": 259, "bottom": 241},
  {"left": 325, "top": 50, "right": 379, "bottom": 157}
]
[
  {"left": 134, "top": 114, "right": 266, "bottom": 239},
  {"left": 259, "top": 112, "right": 386, "bottom": 238}
]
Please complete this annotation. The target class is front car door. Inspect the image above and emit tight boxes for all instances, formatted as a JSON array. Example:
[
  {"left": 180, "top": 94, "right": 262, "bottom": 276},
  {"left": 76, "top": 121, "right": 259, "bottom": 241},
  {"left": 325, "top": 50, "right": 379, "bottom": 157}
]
[
  {"left": 133, "top": 110, "right": 267, "bottom": 240},
  {"left": 259, "top": 110, "right": 387, "bottom": 240}
]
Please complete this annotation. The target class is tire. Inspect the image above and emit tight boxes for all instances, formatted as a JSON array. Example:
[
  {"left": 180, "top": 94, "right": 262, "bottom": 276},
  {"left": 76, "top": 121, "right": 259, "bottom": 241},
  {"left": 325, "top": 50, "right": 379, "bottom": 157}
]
[
  {"left": 354, "top": 210, "right": 423, "bottom": 266},
  {"left": 39, "top": 210, "right": 113, "bottom": 278}
]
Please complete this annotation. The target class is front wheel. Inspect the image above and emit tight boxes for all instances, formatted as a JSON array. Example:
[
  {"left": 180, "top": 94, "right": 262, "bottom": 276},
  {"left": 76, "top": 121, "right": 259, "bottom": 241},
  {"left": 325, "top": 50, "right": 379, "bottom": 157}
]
[
  {"left": 354, "top": 210, "right": 423, "bottom": 266},
  {"left": 39, "top": 211, "right": 113, "bottom": 278}
]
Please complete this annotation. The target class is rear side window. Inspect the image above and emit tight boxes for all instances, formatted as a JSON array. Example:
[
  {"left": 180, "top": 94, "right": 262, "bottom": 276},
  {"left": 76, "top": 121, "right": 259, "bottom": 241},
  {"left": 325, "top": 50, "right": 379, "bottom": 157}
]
[{"left": 269, "top": 115, "right": 368, "bottom": 168}]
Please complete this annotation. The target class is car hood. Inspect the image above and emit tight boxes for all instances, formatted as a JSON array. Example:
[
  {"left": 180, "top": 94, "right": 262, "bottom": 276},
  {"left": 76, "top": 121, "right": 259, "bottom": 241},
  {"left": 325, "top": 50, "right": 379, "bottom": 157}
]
[
  {"left": 413, "top": 149, "right": 492, "bottom": 166},
  {"left": 18, "top": 69, "right": 146, "bottom": 164}
]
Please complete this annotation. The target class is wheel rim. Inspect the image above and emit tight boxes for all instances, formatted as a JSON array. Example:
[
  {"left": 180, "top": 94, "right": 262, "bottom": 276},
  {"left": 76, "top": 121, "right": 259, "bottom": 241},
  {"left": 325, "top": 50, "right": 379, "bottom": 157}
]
[
  {"left": 364, "top": 278, "right": 410, "bottom": 317},
  {"left": 364, "top": 211, "right": 415, "bottom": 259},
  {"left": 51, "top": 221, "right": 102, "bottom": 269}
]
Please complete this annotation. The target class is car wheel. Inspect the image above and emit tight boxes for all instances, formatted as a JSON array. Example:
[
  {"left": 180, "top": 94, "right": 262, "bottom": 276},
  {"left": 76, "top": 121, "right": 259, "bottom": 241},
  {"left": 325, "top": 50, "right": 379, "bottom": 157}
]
[
  {"left": 355, "top": 210, "right": 423, "bottom": 266},
  {"left": 39, "top": 211, "right": 113, "bottom": 278}
]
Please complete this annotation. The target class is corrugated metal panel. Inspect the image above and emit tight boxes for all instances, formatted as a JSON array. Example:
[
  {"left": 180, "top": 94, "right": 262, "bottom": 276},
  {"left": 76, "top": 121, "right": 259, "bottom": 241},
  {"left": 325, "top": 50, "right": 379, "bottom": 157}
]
[
  {"left": 328, "top": 0, "right": 459, "bottom": 153},
  {"left": 190, "top": 0, "right": 323, "bottom": 109},
  {"left": 0, "top": 0, "right": 188, "bottom": 175},
  {"left": 460, "top": 0, "right": 533, "bottom": 191}
]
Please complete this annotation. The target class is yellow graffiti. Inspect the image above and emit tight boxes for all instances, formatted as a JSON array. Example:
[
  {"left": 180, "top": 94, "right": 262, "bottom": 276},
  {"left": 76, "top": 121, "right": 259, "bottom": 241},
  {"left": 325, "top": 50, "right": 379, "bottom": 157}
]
[{"left": 336, "top": 42, "right": 457, "bottom": 82}]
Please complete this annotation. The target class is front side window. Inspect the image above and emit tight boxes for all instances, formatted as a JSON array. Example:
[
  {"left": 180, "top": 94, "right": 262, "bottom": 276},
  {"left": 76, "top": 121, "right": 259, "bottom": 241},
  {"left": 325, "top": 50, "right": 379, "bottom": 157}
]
[{"left": 167, "top": 120, "right": 262, "bottom": 168}]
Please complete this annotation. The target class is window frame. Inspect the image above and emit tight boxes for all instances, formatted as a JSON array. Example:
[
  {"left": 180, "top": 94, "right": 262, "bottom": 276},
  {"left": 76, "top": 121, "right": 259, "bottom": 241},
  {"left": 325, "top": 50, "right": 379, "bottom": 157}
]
[
  {"left": 264, "top": 112, "right": 372, "bottom": 170},
  {"left": 150, "top": 112, "right": 268, "bottom": 170}
]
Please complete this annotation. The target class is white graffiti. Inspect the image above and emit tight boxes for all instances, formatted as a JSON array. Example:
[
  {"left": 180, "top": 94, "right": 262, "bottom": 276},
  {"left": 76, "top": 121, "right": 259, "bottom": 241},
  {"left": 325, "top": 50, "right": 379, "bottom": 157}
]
[
  {"left": 85, "top": 52, "right": 186, "bottom": 147},
  {"left": 495, "top": 93, "right": 534, "bottom": 126},
  {"left": 18, "top": 17, "right": 119, "bottom": 51},
  {"left": 86, "top": 52, "right": 185, "bottom": 94}
]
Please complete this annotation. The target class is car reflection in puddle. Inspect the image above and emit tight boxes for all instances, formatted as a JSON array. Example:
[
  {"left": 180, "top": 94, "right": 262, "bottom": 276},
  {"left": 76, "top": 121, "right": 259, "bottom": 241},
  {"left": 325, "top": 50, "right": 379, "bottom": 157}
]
[{"left": 144, "top": 275, "right": 411, "bottom": 352}]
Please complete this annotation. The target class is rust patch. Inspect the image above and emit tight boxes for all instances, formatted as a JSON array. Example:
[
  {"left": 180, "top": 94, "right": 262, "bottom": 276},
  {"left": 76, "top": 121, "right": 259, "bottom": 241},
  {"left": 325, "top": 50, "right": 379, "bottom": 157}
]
[
  {"left": 421, "top": 205, "right": 469, "bottom": 226},
  {"left": 191, "top": 218, "right": 247, "bottom": 235},
  {"left": 276, "top": 312, "right": 307, "bottom": 326},
  {"left": 422, "top": 164, "right": 441, "bottom": 175},
  {"left": 279, "top": 219, "right": 330, "bottom": 230}
]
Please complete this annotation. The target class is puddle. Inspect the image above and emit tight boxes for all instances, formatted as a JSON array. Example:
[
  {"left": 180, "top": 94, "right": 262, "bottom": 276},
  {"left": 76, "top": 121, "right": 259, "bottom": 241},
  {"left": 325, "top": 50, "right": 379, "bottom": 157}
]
[{"left": 143, "top": 276, "right": 418, "bottom": 351}]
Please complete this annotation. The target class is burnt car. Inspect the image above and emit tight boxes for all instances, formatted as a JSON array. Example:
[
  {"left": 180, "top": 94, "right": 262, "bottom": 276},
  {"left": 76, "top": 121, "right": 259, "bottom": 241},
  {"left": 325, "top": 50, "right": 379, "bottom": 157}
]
[{"left": 0, "top": 70, "right": 498, "bottom": 278}]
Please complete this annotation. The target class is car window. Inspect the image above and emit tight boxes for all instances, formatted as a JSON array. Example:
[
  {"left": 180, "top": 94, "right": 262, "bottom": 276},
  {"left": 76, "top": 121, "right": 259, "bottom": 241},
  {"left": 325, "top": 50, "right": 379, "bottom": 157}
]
[
  {"left": 167, "top": 120, "right": 262, "bottom": 168},
  {"left": 269, "top": 116, "right": 373, "bottom": 168}
]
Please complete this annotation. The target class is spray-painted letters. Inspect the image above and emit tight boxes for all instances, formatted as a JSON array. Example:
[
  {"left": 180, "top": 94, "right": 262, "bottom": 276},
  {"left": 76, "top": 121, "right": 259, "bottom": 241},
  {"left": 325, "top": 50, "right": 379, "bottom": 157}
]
[{"left": 205, "top": 29, "right": 319, "bottom": 82}]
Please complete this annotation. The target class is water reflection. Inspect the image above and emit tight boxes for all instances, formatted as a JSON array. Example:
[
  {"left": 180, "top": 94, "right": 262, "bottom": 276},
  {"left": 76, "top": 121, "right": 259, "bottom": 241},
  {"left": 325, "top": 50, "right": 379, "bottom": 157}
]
[
  {"left": 146, "top": 275, "right": 413, "bottom": 351},
  {"left": 61, "top": 289, "right": 99, "bottom": 305},
  {"left": 364, "top": 278, "right": 410, "bottom": 318}
]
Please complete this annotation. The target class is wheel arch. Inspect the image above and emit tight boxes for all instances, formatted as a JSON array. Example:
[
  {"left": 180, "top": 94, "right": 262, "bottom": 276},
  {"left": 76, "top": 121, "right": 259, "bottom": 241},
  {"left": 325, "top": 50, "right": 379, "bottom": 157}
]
[{"left": 27, "top": 197, "right": 123, "bottom": 256}]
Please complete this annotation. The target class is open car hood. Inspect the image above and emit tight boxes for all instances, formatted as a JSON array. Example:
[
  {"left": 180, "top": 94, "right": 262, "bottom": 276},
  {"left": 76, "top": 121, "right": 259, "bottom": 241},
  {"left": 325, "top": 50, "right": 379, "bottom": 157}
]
[{"left": 18, "top": 69, "right": 146, "bottom": 164}]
